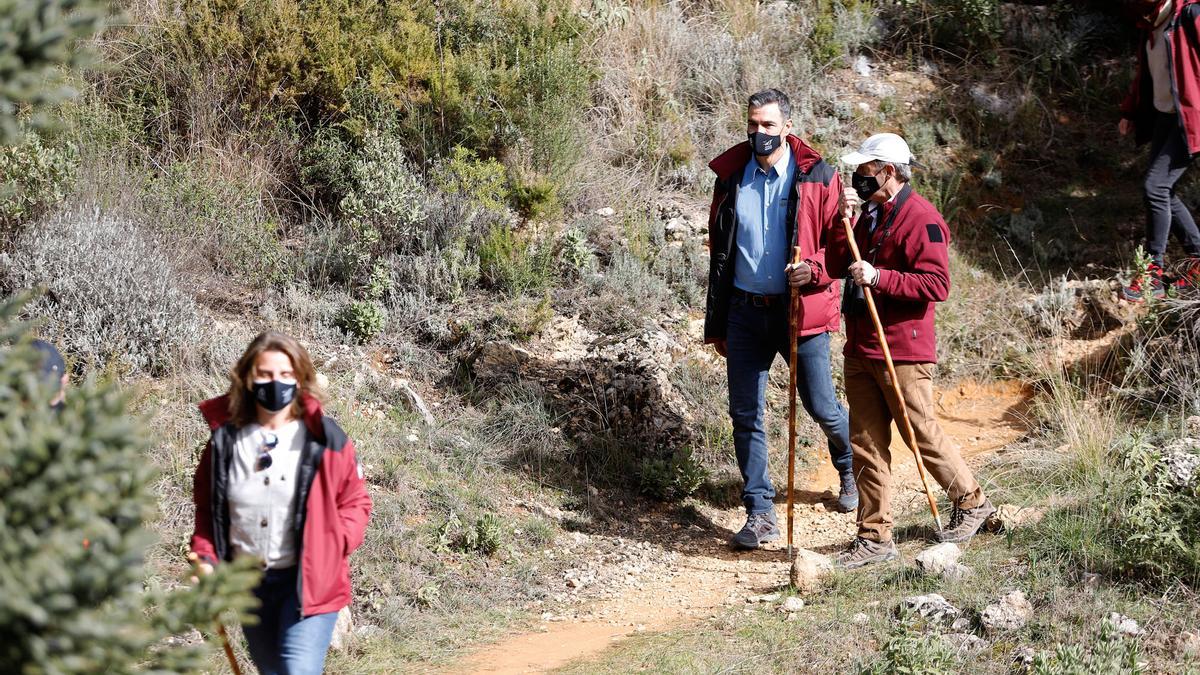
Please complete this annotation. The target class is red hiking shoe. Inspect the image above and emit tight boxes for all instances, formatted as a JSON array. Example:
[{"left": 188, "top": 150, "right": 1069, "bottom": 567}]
[
  {"left": 1123, "top": 262, "right": 1165, "bottom": 302},
  {"left": 1171, "top": 258, "right": 1200, "bottom": 292}
]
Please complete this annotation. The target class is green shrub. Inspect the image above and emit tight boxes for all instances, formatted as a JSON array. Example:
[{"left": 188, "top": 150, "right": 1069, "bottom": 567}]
[
  {"left": 892, "top": 0, "right": 1002, "bottom": 55},
  {"left": 1102, "top": 439, "right": 1200, "bottom": 582},
  {"left": 477, "top": 222, "right": 555, "bottom": 296},
  {"left": 336, "top": 300, "right": 386, "bottom": 343},
  {"left": 1030, "top": 619, "right": 1143, "bottom": 675},
  {"left": 0, "top": 132, "right": 78, "bottom": 229},
  {"left": 0, "top": 297, "right": 260, "bottom": 672},
  {"left": 2, "top": 206, "right": 203, "bottom": 375},
  {"left": 142, "top": 158, "right": 290, "bottom": 289},
  {"left": 0, "top": 0, "right": 105, "bottom": 142},
  {"left": 580, "top": 250, "right": 676, "bottom": 332},
  {"left": 856, "top": 618, "right": 959, "bottom": 674},
  {"left": 511, "top": 175, "right": 562, "bottom": 221},
  {"left": 639, "top": 448, "right": 708, "bottom": 502},
  {"left": 433, "top": 145, "right": 508, "bottom": 213}
]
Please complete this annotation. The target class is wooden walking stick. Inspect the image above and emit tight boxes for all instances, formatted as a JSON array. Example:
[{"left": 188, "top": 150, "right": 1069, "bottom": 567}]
[
  {"left": 840, "top": 215, "right": 943, "bottom": 531},
  {"left": 188, "top": 553, "right": 244, "bottom": 675},
  {"left": 786, "top": 246, "right": 803, "bottom": 559}
]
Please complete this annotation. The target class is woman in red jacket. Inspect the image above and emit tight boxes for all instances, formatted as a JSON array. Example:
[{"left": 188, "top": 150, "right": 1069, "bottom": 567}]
[
  {"left": 190, "top": 331, "right": 372, "bottom": 675},
  {"left": 1120, "top": 0, "right": 1200, "bottom": 300}
]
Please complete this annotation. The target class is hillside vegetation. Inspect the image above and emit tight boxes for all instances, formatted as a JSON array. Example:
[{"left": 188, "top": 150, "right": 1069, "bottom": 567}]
[{"left": 2, "top": 0, "right": 1200, "bottom": 672}]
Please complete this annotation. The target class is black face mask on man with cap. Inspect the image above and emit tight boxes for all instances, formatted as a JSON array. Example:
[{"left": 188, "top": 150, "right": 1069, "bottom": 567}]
[
  {"left": 748, "top": 131, "right": 782, "bottom": 157},
  {"left": 852, "top": 171, "right": 882, "bottom": 202}
]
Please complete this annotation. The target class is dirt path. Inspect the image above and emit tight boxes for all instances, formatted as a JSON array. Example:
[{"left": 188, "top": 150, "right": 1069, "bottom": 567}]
[{"left": 452, "top": 379, "right": 1031, "bottom": 674}]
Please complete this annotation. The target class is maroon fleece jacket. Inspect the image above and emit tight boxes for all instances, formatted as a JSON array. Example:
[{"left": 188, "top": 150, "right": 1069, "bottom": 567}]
[{"left": 826, "top": 185, "right": 950, "bottom": 363}]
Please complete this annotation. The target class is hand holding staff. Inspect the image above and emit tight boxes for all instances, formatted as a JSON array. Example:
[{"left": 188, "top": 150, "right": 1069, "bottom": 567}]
[{"left": 188, "top": 552, "right": 244, "bottom": 675}]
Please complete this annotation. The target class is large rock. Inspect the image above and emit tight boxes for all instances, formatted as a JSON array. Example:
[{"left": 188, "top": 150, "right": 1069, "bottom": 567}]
[
  {"left": 470, "top": 316, "right": 696, "bottom": 453},
  {"left": 899, "top": 593, "right": 961, "bottom": 626},
  {"left": 1160, "top": 439, "right": 1200, "bottom": 488},
  {"left": 330, "top": 606, "right": 353, "bottom": 652},
  {"left": 981, "top": 590, "right": 1034, "bottom": 634},
  {"left": 984, "top": 504, "right": 1047, "bottom": 533},
  {"left": 790, "top": 548, "right": 833, "bottom": 594},
  {"left": 1021, "top": 278, "right": 1135, "bottom": 340},
  {"left": 943, "top": 633, "right": 989, "bottom": 653},
  {"left": 915, "top": 543, "right": 972, "bottom": 580}
]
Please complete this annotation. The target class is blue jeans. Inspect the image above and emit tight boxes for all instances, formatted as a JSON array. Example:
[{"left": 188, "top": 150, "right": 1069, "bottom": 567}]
[
  {"left": 243, "top": 567, "right": 338, "bottom": 675},
  {"left": 726, "top": 296, "right": 852, "bottom": 514}
]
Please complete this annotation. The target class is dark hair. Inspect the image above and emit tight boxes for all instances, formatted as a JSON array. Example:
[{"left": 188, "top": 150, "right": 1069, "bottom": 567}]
[
  {"left": 748, "top": 89, "right": 791, "bottom": 119},
  {"left": 226, "top": 331, "right": 323, "bottom": 427}
]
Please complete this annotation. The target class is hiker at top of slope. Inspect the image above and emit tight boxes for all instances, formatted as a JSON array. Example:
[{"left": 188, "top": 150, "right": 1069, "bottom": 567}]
[
  {"left": 703, "top": 88, "right": 857, "bottom": 550},
  {"left": 1120, "top": 0, "right": 1200, "bottom": 301},
  {"left": 190, "top": 331, "right": 372, "bottom": 675},
  {"left": 826, "top": 133, "right": 996, "bottom": 570}
]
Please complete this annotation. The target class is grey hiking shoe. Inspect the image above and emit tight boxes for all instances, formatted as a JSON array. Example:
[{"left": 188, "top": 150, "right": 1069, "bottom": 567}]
[
  {"left": 935, "top": 498, "right": 997, "bottom": 544},
  {"left": 835, "top": 536, "right": 898, "bottom": 569},
  {"left": 730, "top": 511, "right": 780, "bottom": 550},
  {"left": 835, "top": 471, "right": 859, "bottom": 513}
]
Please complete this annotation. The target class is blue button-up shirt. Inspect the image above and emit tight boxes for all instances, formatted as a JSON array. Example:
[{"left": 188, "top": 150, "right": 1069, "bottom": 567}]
[{"left": 733, "top": 145, "right": 794, "bottom": 296}]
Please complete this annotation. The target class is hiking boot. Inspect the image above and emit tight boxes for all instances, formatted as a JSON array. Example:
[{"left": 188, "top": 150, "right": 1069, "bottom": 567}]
[
  {"left": 835, "top": 471, "right": 859, "bottom": 513},
  {"left": 730, "top": 510, "right": 780, "bottom": 550},
  {"left": 834, "top": 536, "right": 898, "bottom": 569},
  {"left": 1123, "top": 262, "right": 1165, "bottom": 302},
  {"left": 935, "top": 498, "right": 998, "bottom": 544},
  {"left": 1171, "top": 258, "right": 1200, "bottom": 292}
]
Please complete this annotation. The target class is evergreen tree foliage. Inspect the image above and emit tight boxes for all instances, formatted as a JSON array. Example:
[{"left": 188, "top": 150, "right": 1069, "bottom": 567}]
[
  {"left": 0, "top": 294, "right": 259, "bottom": 673},
  {"left": 0, "top": 0, "right": 106, "bottom": 142}
]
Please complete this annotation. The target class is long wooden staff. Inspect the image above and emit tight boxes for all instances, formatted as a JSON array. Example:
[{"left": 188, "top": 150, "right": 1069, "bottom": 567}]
[
  {"left": 188, "top": 553, "right": 244, "bottom": 675},
  {"left": 840, "top": 215, "right": 943, "bottom": 531},
  {"left": 786, "top": 246, "right": 803, "bottom": 559}
]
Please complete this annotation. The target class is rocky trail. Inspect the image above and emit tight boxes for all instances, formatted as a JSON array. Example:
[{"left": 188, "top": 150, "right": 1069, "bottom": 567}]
[{"left": 452, "top": 378, "right": 1032, "bottom": 674}]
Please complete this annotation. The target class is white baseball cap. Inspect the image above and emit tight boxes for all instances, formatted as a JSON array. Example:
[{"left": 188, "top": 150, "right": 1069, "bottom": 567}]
[{"left": 840, "top": 133, "right": 918, "bottom": 167}]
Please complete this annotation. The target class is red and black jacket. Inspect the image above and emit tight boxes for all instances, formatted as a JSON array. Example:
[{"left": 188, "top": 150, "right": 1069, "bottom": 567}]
[
  {"left": 704, "top": 134, "right": 844, "bottom": 342},
  {"left": 190, "top": 393, "right": 372, "bottom": 617},
  {"left": 1121, "top": 0, "right": 1200, "bottom": 154},
  {"left": 826, "top": 185, "right": 950, "bottom": 364}
]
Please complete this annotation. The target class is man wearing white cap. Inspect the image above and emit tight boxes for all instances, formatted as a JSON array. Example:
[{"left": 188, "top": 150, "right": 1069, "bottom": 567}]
[{"left": 828, "top": 133, "right": 995, "bottom": 569}]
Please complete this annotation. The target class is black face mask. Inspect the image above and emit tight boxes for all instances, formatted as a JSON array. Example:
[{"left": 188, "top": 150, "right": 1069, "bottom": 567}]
[
  {"left": 852, "top": 172, "right": 882, "bottom": 201},
  {"left": 252, "top": 380, "right": 297, "bottom": 412},
  {"left": 748, "top": 131, "right": 782, "bottom": 157}
]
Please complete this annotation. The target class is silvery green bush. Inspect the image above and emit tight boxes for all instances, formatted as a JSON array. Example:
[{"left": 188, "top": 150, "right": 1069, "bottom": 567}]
[{"left": 2, "top": 205, "right": 203, "bottom": 374}]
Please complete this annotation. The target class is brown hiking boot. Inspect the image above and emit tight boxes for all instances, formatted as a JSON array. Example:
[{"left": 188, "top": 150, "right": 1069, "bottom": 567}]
[
  {"left": 935, "top": 498, "right": 997, "bottom": 544},
  {"left": 834, "top": 536, "right": 898, "bottom": 569}
]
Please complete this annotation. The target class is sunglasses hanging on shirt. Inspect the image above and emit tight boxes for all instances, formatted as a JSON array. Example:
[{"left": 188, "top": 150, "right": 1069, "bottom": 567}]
[{"left": 255, "top": 431, "right": 279, "bottom": 472}]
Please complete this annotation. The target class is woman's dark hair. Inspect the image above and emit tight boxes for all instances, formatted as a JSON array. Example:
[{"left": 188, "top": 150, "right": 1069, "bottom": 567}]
[{"left": 226, "top": 331, "right": 322, "bottom": 427}]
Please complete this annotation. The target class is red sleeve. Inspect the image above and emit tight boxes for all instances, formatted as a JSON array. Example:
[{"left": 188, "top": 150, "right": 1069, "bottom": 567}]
[
  {"left": 805, "top": 172, "right": 843, "bottom": 287},
  {"left": 874, "top": 217, "right": 951, "bottom": 302},
  {"left": 190, "top": 441, "right": 218, "bottom": 565},
  {"left": 335, "top": 439, "right": 373, "bottom": 557}
]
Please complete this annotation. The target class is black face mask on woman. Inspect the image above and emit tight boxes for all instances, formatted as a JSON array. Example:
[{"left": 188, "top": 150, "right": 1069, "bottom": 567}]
[
  {"left": 252, "top": 379, "right": 297, "bottom": 412},
  {"left": 748, "top": 131, "right": 782, "bottom": 157},
  {"left": 852, "top": 171, "right": 882, "bottom": 201}
]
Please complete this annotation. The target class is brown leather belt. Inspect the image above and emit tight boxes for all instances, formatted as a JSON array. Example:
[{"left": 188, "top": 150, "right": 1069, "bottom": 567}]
[{"left": 733, "top": 288, "right": 784, "bottom": 308}]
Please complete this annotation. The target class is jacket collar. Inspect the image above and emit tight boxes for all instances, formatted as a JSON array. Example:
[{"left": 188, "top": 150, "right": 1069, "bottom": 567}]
[
  {"left": 708, "top": 134, "right": 823, "bottom": 182},
  {"left": 199, "top": 391, "right": 328, "bottom": 441}
]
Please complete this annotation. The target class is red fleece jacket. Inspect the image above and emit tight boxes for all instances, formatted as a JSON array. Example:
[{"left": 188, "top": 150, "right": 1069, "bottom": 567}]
[
  {"left": 190, "top": 393, "right": 372, "bottom": 617},
  {"left": 827, "top": 186, "right": 950, "bottom": 363}
]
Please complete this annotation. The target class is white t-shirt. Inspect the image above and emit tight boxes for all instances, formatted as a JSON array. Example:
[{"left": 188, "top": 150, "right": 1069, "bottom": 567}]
[
  {"left": 226, "top": 419, "right": 305, "bottom": 568},
  {"left": 1148, "top": 23, "right": 1176, "bottom": 114}
]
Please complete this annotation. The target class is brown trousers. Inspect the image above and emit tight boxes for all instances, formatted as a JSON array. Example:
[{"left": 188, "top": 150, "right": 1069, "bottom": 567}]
[{"left": 844, "top": 357, "right": 985, "bottom": 542}]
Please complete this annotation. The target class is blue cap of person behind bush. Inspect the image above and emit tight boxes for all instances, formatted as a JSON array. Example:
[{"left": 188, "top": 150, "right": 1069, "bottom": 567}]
[{"left": 31, "top": 338, "right": 66, "bottom": 386}]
